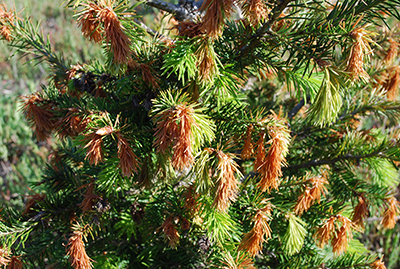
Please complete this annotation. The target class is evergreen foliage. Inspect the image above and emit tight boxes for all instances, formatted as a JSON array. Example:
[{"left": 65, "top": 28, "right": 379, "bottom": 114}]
[{"left": 1, "top": 0, "right": 400, "bottom": 268}]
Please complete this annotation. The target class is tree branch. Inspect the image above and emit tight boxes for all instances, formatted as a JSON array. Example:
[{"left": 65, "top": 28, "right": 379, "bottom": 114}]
[
  {"left": 292, "top": 103, "right": 400, "bottom": 140},
  {"left": 288, "top": 98, "right": 306, "bottom": 120},
  {"left": 283, "top": 152, "right": 386, "bottom": 171},
  {"left": 236, "top": 0, "right": 292, "bottom": 60},
  {"left": 133, "top": 18, "right": 173, "bottom": 43},
  {"left": 146, "top": 0, "right": 203, "bottom": 21}
]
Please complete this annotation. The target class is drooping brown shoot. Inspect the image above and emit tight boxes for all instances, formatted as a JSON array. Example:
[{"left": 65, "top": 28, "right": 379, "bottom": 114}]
[
  {"left": 116, "top": 133, "right": 140, "bottom": 177},
  {"left": 241, "top": 0, "right": 269, "bottom": 26},
  {"left": 239, "top": 204, "right": 273, "bottom": 257},
  {"left": 21, "top": 94, "right": 55, "bottom": 141},
  {"left": 257, "top": 113, "right": 290, "bottom": 193},
  {"left": 213, "top": 150, "right": 241, "bottom": 211},
  {"left": 153, "top": 104, "right": 196, "bottom": 171},
  {"left": 346, "top": 26, "right": 376, "bottom": 81},
  {"left": 351, "top": 194, "right": 369, "bottom": 229},
  {"left": 241, "top": 125, "right": 254, "bottom": 160},
  {"left": 294, "top": 174, "right": 329, "bottom": 215},
  {"left": 83, "top": 127, "right": 112, "bottom": 166},
  {"left": 384, "top": 38, "right": 399, "bottom": 65},
  {"left": 315, "top": 215, "right": 359, "bottom": 255},
  {"left": 0, "top": 4, "right": 16, "bottom": 42},
  {"left": 161, "top": 216, "right": 180, "bottom": 247},
  {"left": 67, "top": 231, "right": 93, "bottom": 269},
  {"left": 79, "top": 183, "right": 99, "bottom": 214},
  {"left": 381, "top": 197, "right": 400, "bottom": 229},
  {"left": 6, "top": 256, "right": 23, "bottom": 269},
  {"left": 77, "top": 0, "right": 132, "bottom": 63},
  {"left": 383, "top": 66, "right": 400, "bottom": 100}
]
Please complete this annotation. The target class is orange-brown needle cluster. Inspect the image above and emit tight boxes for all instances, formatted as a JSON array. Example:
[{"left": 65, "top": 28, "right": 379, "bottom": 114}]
[
  {"left": 351, "top": 194, "right": 369, "bottom": 229},
  {"left": 56, "top": 108, "right": 91, "bottom": 139},
  {"left": 161, "top": 216, "right": 180, "bottom": 248},
  {"left": 346, "top": 26, "right": 375, "bottom": 81},
  {"left": 241, "top": 124, "right": 254, "bottom": 160},
  {"left": 257, "top": 115, "right": 291, "bottom": 193},
  {"left": 0, "top": 4, "right": 15, "bottom": 42},
  {"left": 196, "top": 37, "right": 219, "bottom": 83},
  {"left": 154, "top": 104, "right": 196, "bottom": 171},
  {"left": 239, "top": 204, "right": 273, "bottom": 257},
  {"left": 0, "top": 247, "right": 10, "bottom": 267},
  {"left": 21, "top": 94, "right": 55, "bottom": 141},
  {"left": 315, "top": 215, "right": 359, "bottom": 255},
  {"left": 83, "top": 126, "right": 112, "bottom": 165},
  {"left": 213, "top": 150, "right": 241, "bottom": 211},
  {"left": 77, "top": 0, "right": 132, "bottom": 63},
  {"left": 83, "top": 125, "right": 139, "bottom": 176},
  {"left": 6, "top": 256, "right": 23, "bottom": 269},
  {"left": 67, "top": 231, "right": 93, "bottom": 269},
  {"left": 372, "top": 256, "right": 387, "bottom": 269},
  {"left": 294, "top": 175, "right": 329, "bottom": 216},
  {"left": 240, "top": 0, "right": 269, "bottom": 26},
  {"left": 384, "top": 38, "right": 399, "bottom": 65},
  {"left": 79, "top": 183, "right": 99, "bottom": 214},
  {"left": 199, "top": 0, "right": 233, "bottom": 39},
  {"left": 381, "top": 197, "right": 400, "bottom": 229},
  {"left": 382, "top": 66, "right": 400, "bottom": 101}
]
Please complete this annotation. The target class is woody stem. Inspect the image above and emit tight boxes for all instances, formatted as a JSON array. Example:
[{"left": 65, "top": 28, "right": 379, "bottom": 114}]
[
  {"left": 145, "top": 0, "right": 203, "bottom": 21},
  {"left": 283, "top": 151, "right": 387, "bottom": 171},
  {"left": 236, "top": 0, "right": 293, "bottom": 60}
]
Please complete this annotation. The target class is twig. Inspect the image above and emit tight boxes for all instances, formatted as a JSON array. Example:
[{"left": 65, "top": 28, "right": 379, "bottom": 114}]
[
  {"left": 0, "top": 226, "right": 31, "bottom": 237},
  {"left": 283, "top": 151, "right": 386, "bottom": 171},
  {"left": 133, "top": 18, "right": 173, "bottom": 43},
  {"left": 236, "top": 0, "right": 292, "bottom": 60},
  {"left": 288, "top": 98, "right": 305, "bottom": 119},
  {"left": 146, "top": 0, "right": 180, "bottom": 15},
  {"left": 146, "top": 0, "right": 203, "bottom": 21},
  {"left": 292, "top": 103, "right": 400, "bottom": 140}
]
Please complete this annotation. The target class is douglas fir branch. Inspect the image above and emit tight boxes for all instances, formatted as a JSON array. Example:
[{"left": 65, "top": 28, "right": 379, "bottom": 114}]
[{"left": 2, "top": 0, "right": 400, "bottom": 268}]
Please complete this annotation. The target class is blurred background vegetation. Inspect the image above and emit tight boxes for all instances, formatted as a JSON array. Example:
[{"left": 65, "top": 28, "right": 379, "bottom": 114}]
[
  {"left": 1, "top": 1, "right": 400, "bottom": 268},
  {"left": 0, "top": 0, "right": 102, "bottom": 210}
]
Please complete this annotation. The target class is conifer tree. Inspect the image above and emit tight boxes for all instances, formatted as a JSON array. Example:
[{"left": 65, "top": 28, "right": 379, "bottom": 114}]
[{"left": 2, "top": 0, "right": 400, "bottom": 268}]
